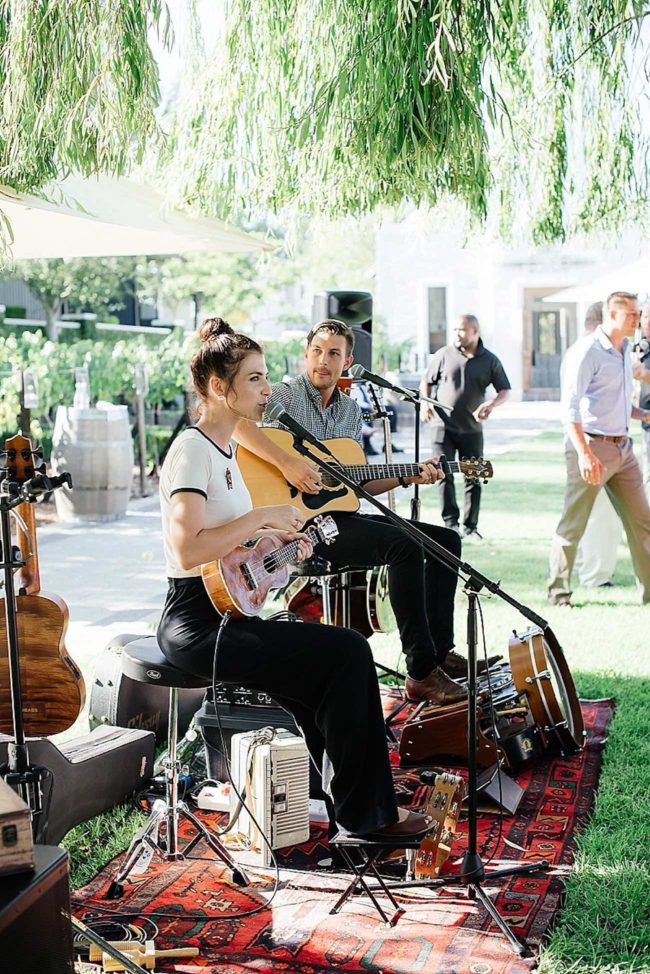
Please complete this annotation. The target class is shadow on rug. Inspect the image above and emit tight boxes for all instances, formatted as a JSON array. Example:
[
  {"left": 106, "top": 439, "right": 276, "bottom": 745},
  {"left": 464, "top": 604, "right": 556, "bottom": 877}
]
[{"left": 72, "top": 698, "right": 612, "bottom": 974}]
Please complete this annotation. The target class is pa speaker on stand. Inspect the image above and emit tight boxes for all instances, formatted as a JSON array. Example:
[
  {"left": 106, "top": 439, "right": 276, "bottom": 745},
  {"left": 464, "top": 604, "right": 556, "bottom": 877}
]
[{"left": 312, "top": 290, "right": 373, "bottom": 371}]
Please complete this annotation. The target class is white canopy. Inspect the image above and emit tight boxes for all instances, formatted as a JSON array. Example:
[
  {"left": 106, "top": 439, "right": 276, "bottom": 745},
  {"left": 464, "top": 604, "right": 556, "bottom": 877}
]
[
  {"left": 0, "top": 175, "right": 272, "bottom": 259},
  {"left": 545, "top": 254, "right": 650, "bottom": 304}
]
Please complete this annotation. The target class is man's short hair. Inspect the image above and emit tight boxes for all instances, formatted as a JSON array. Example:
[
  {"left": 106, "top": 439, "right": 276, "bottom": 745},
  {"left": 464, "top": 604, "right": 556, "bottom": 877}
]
[
  {"left": 459, "top": 314, "right": 480, "bottom": 330},
  {"left": 306, "top": 318, "right": 355, "bottom": 355},
  {"left": 584, "top": 301, "right": 603, "bottom": 333},
  {"left": 605, "top": 291, "right": 638, "bottom": 310}
]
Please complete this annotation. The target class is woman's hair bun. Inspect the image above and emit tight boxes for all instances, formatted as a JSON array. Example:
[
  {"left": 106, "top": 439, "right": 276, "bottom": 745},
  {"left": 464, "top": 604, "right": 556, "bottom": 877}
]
[{"left": 199, "top": 317, "right": 233, "bottom": 343}]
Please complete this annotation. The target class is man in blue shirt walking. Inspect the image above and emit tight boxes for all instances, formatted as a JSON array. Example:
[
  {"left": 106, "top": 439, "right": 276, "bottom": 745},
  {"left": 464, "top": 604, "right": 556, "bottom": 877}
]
[{"left": 548, "top": 291, "right": 650, "bottom": 606}]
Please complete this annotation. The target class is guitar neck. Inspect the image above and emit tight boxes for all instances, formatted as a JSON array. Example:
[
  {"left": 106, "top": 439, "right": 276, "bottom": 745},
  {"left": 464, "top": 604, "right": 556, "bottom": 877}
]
[
  {"left": 342, "top": 460, "right": 463, "bottom": 482},
  {"left": 15, "top": 501, "right": 40, "bottom": 595}
]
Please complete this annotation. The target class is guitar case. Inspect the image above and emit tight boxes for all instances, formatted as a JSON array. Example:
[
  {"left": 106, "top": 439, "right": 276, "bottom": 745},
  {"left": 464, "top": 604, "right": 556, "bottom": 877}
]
[
  {"left": 0, "top": 725, "right": 155, "bottom": 845},
  {"left": 89, "top": 633, "right": 206, "bottom": 744}
]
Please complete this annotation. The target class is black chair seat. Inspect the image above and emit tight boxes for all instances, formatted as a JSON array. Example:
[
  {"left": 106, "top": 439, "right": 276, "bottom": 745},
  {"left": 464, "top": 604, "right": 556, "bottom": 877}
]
[
  {"left": 291, "top": 556, "right": 333, "bottom": 577},
  {"left": 122, "top": 637, "right": 211, "bottom": 689}
]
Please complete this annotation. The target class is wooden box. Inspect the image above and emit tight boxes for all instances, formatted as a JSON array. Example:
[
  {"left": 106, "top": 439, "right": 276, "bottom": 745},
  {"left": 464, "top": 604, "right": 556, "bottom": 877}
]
[{"left": 0, "top": 777, "right": 34, "bottom": 875}]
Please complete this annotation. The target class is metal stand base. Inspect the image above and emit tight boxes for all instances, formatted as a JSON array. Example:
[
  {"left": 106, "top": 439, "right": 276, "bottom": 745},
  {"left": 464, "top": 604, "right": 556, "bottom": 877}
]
[{"left": 105, "top": 685, "right": 249, "bottom": 899}]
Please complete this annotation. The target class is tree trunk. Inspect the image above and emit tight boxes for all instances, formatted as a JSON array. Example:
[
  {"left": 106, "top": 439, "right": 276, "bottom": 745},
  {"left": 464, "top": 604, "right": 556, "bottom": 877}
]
[{"left": 44, "top": 301, "right": 62, "bottom": 341}]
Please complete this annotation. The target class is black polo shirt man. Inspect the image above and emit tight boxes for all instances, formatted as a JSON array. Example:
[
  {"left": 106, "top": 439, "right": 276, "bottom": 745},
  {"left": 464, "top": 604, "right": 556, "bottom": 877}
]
[{"left": 421, "top": 315, "right": 511, "bottom": 540}]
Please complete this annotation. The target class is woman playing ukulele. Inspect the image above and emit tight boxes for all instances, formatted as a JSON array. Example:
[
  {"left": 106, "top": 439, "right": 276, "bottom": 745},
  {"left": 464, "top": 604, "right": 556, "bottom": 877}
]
[{"left": 157, "top": 317, "right": 431, "bottom": 840}]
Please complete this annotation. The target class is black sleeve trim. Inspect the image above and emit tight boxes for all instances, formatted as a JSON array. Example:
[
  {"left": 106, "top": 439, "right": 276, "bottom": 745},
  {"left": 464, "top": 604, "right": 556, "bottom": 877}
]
[{"left": 170, "top": 487, "right": 208, "bottom": 499}]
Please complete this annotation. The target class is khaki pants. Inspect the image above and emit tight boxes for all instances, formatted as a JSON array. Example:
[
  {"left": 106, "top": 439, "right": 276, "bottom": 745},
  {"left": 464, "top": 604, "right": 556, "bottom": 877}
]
[
  {"left": 548, "top": 436, "right": 650, "bottom": 603},
  {"left": 643, "top": 427, "right": 650, "bottom": 504}
]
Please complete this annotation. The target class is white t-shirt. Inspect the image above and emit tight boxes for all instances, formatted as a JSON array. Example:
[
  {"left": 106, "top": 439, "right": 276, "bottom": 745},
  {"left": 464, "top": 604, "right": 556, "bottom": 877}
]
[{"left": 159, "top": 427, "right": 253, "bottom": 578}]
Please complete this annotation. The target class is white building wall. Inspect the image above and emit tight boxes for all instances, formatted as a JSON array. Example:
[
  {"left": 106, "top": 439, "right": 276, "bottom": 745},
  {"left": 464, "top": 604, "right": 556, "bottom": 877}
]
[{"left": 376, "top": 215, "right": 646, "bottom": 399}]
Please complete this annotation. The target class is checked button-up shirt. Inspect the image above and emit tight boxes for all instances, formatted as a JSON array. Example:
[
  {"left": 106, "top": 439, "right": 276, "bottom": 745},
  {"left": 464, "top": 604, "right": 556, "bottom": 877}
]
[{"left": 263, "top": 373, "right": 363, "bottom": 445}]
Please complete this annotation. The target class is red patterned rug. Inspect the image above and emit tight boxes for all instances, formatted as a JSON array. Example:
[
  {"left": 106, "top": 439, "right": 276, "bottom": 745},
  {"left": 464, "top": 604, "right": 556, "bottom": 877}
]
[{"left": 73, "top": 699, "right": 612, "bottom": 974}]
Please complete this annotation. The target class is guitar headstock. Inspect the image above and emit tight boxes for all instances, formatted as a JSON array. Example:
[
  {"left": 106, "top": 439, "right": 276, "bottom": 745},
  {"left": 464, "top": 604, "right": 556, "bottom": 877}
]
[
  {"left": 460, "top": 458, "right": 493, "bottom": 483},
  {"left": 312, "top": 514, "right": 339, "bottom": 545},
  {"left": 1, "top": 434, "right": 45, "bottom": 487}
]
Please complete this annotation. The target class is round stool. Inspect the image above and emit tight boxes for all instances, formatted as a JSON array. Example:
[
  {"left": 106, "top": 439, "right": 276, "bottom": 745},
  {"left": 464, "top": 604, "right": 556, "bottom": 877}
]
[{"left": 105, "top": 637, "right": 248, "bottom": 899}]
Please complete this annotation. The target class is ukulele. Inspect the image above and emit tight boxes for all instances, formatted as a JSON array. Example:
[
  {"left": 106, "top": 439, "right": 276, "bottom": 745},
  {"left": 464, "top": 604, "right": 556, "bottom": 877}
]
[
  {"left": 202, "top": 514, "right": 339, "bottom": 618},
  {"left": 237, "top": 428, "right": 494, "bottom": 519},
  {"left": 0, "top": 434, "right": 86, "bottom": 735}
]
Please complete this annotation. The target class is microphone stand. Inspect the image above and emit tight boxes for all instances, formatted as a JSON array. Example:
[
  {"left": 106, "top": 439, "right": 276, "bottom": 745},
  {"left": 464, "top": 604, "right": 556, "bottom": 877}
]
[{"left": 290, "top": 436, "right": 549, "bottom": 957}]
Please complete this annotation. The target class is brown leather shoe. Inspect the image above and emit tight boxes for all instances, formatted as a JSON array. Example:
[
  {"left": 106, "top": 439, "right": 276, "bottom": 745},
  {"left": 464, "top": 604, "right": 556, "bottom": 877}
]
[
  {"left": 405, "top": 667, "right": 468, "bottom": 705},
  {"left": 370, "top": 809, "right": 433, "bottom": 839},
  {"left": 440, "top": 649, "right": 503, "bottom": 679}
]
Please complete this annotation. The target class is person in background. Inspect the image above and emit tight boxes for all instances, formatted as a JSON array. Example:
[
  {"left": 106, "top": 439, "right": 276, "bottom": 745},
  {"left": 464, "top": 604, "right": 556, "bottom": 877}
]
[
  {"left": 548, "top": 292, "right": 650, "bottom": 606},
  {"left": 572, "top": 301, "right": 623, "bottom": 588},
  {"left": 632, "top": 301, "right": 650, "bottom": 503},
  {"left": 420, "top": 314, "right": 511, "bottom": 541}
]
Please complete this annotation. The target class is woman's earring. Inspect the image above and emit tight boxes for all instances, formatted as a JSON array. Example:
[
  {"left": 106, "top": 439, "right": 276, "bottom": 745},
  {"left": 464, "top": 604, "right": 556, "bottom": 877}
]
[{"left": 217, "top": 395, "right": 226, "bottom": 401}]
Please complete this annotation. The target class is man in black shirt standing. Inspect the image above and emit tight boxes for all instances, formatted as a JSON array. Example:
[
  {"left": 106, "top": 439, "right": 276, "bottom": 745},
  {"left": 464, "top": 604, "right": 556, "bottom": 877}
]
[
  {"left": 420, "top": 315, "right": 511, "bottom": 540},
  {"left": 633, "top": 301, "right": 650, "bottom": 502}
]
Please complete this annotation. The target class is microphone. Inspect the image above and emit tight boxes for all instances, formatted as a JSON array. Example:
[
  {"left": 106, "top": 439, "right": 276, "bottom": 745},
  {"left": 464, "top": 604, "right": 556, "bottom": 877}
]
[
  {"left": 348, "top": 364, "right": 414, "bottom": 396},
  {"left": 265, "top": 403, "right": 337, "bottom": 458},
  {"left": 348, "top": 365, "right": 452, "bottom": 411}
]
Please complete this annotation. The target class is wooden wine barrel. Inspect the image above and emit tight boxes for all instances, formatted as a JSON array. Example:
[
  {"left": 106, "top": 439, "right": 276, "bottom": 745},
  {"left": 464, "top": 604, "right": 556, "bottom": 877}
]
[{"left": 51, "top": 405, "right": 134, "bottom": 522}]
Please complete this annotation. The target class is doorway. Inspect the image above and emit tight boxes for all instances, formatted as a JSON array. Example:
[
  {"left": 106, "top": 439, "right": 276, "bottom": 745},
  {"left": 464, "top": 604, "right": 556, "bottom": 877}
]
[{"left": 523, "top": 288, "right": 577, "bottom": 399}]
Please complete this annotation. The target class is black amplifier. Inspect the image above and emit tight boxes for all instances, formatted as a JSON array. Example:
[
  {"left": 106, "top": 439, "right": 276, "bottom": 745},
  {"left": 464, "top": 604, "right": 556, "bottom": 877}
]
[
  {"left": 212, "top": 682, "right": 278, "bottom": 708},
  {"left": 195, "top": 699, "right": 323, "bottom": 798},
  {"left": 0, "top": 846, "right": 74, "bottom": 973}
]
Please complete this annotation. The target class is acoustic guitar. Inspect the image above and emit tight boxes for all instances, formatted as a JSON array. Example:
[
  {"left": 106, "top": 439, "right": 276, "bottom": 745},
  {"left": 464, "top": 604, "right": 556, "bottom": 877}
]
[
  {"left": 237, "top": 428, "right": 494, "bottom": 519},
  {"left": 202, "top": 514, "right": 338, "bottom": 618},
  {"left": 0, "top": 434, "right": 86, "bottom": 735}
]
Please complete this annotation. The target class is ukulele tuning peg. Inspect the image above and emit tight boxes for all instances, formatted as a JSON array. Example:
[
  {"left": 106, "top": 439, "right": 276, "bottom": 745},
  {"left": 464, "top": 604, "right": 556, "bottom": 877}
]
[
  {"left": 37, "top": 462, "right": 47, "bottom": 474},
  {"left": 32, "top": 446, "right": 44, "bottom": 459}
]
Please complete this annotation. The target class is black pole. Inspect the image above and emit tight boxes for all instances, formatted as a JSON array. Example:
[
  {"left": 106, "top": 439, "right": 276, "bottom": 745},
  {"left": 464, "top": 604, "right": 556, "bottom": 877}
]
[
  {"left": 0, "top": 503, "right": 28, "bottom": 760},
  {"left": 410, "top": 396, "right": 421, "bottom": 521}
]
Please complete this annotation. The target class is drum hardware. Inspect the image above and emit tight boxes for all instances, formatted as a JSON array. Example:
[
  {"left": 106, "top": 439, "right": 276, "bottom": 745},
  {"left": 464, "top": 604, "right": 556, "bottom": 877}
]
[{"left": 524, "top": 669, "right": 551, "bottom": 684}]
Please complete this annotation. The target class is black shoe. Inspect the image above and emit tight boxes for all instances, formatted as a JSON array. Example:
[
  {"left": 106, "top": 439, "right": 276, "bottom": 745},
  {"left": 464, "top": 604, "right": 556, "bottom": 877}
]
[{"left": 440, "top": 649, "right": 502, "bottom": 678}]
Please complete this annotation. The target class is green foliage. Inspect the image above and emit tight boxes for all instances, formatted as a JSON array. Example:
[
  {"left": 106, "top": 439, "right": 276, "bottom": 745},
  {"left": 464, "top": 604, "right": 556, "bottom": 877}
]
[
  {"left": 134, "top": 247, "right": 302, "bottom": 330},
  {"left": 11, "top": 257, "right": 137, "bottom": 338},
  {"left": 0, "top": 329, "right": 196, "bottom": 443},
  {"left": 0, "top": 1, "right": 169, "bottom": 192},
  {"left": 165, "top": 0, "right": 650, "bottom": 242}
]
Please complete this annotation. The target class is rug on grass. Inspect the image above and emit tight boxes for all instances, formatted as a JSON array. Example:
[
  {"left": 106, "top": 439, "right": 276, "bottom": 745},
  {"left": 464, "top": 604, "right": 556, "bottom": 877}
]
[{"left": 72, "top": 699, "right": 612, "bottom": 974}]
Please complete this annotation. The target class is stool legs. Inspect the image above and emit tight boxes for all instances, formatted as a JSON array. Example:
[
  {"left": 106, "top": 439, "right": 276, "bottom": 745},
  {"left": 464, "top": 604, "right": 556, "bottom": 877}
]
[{"left": 105, "top": 687, "right": 248, "bottom": 898}]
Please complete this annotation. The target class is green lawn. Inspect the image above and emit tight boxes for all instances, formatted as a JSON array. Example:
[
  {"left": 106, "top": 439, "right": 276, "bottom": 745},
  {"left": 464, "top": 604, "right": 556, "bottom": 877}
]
[{"left": 64, "top": 430, "right": 650, "bottom": 973}]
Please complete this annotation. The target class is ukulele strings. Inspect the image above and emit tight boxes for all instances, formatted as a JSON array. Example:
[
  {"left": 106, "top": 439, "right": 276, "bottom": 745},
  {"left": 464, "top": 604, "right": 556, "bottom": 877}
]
[{"left": 246, "top": 527, "right": 319, "bottom": 584}]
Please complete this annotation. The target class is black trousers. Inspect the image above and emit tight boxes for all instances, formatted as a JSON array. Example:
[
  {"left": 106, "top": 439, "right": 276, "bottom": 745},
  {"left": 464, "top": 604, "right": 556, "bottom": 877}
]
[
  {"left": 431, "top": 429, "right": 484, "bottom": 530},
  {"left": 313, "top": 512, "right": 461, "bottom": 682},
  {"left": 157, "top": 578, "right": 398, "bottom": 837}
]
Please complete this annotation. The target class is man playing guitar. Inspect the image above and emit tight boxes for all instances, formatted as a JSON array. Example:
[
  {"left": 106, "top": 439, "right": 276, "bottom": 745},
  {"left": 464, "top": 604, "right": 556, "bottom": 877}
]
[{"left": 235, "top": 319, "right": 499, "bottom": 706}]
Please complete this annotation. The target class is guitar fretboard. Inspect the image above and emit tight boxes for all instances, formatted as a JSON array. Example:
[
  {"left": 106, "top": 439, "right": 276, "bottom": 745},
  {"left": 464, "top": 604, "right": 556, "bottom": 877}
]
[{"left": 324, "top": 460, "right": 464, "bottom": 485}]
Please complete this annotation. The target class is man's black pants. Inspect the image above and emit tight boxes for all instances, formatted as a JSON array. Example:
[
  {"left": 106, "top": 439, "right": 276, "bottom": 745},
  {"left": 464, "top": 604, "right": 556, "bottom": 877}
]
[
  {"left": 431, "top": 429, "right": 484, "bottom": 531},
  {"left": 313, "top": 512, "right": 461, "bottom": 681}
]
